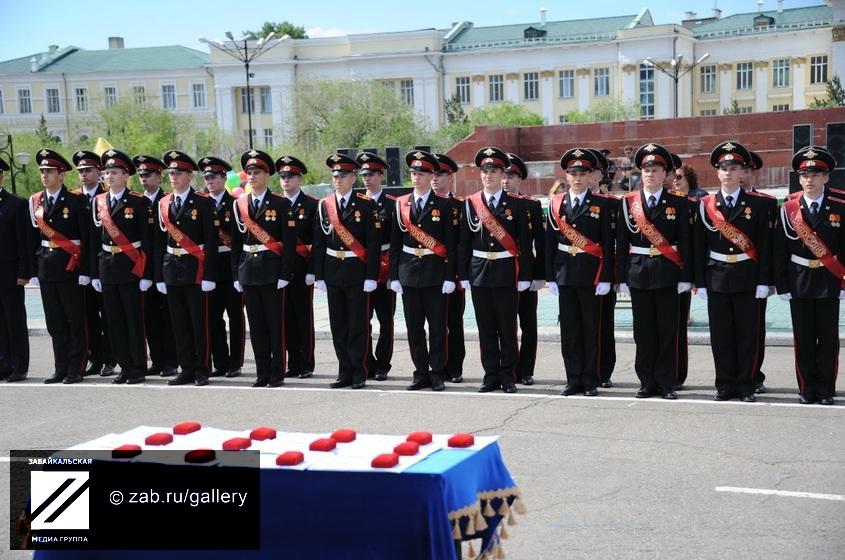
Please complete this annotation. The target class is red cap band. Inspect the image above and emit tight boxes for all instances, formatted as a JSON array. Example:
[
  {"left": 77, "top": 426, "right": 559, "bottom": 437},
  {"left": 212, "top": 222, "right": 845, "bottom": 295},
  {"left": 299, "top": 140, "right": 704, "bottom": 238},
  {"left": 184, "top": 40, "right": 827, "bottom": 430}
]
[
  {"left": 332, "top": 162, "right": 358, "bottom": 172},
  {"left": 641, "top": 154, "right": 667, "bottom": 166},
  {"left": 567, "top": 159, "right": 593, "bottom": 170},
  {"left": 168, "top": 160, "right": 195, "bottom": 171},
  {"left": 718, "top": 153, "right": 745, "bottom": 165},
  {"left": 279, "top": 164, "right": 303, "bottom": 174},
  {"left": 410, "top": 160, "right": 435, "bottom": 172},
  {"left": 76, "top": 159, "right": 100, "bottom": 169},
  {"left": 202, "top": 164, "right": 229, "bottom": 174},
  {"left": 798, "top": 159, "right": 829, "bottom": 171},
  {"left": 480, "top": 157, "right": 506, "bottom": 168},
  {"left": 39, "top": 158, "right": 66, "bottom": 170}
]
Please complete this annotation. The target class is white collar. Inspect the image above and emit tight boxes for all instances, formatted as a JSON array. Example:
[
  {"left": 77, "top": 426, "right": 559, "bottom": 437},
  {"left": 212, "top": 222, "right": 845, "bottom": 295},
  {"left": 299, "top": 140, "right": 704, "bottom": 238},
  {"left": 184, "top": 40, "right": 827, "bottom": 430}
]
[
  {"left": 485, "top": 188, "right": 503, "bottom": 205},
  {"left": 144, "top": 188, "right": 160, "bottom": 202},
  {"left": 110, "top": 188, "right": 126, "bottom": 201},
  {"left": 569, "top": 190, "right": 587, "bottom": 204},
  {"left": 285, "top": 189, "right": 300, "bottom": 205},
  {"left": 82, "top": 185, "right": 99, "bottom": 197},
  {"left": 643, "top": 187, "right": 664, "bottom": 202},
  {"left": 251, "top": 189, "right": 267, "bottom": 205},
  {"left": 414, "top": 189, "right": 431, "bottom": 206},
  {"left": 803, "top": 192, "right": 824, "bottom": 208},
  {"left": 368, "top": 189, "right": 383, "bottom": 202},
  {"left": 336, "top": 191, "right": 351, "bottom": 205},
  {"left": 720, "top": 187, "right": 741, "bottom": 201}
]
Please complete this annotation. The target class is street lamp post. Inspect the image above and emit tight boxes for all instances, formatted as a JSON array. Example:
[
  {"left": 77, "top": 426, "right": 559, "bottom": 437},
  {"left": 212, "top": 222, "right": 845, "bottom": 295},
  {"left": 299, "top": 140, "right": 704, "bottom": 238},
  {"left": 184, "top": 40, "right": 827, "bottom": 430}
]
[
  {"left": 0, "top": 134, "right": 31, "bottom": 194},
  {"left": 199, "top": 31, "right": 285, "bottom": 150},
  {"left": 644, "top": 52, "right": 710, "bottom": 118}
]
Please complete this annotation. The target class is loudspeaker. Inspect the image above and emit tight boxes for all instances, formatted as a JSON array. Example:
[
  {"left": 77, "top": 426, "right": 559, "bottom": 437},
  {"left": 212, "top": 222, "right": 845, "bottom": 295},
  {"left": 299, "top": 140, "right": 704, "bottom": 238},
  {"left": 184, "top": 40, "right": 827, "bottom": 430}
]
[
  {"left": 413, "top": 145, "right": 431, "bottom": 154},
  {"left": 385, "top": 147, "right": 402, "bottom": 187},
  {"left": 362, "top": 147, "right": 378, "bottom": 155},
  {"left": 826, "top": 123, "right": 845, "bottom": 169},
  {"left": 792, "top": 124, "right": 813, "bottom": 153},
  {"left": 337, "top": 148, "right": 357, "bottom": 159}
]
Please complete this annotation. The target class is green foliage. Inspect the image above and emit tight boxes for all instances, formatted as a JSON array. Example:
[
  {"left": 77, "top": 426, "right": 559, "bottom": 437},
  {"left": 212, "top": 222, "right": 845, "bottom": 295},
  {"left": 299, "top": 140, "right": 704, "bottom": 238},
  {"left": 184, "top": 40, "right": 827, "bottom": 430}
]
[
  {"left": 35, "top": 114, "right": 61, "bottom": 145},
  {"left": 565, "top": 97, "right": 640, "bottom": 123},
  {"left": 722, "top": 100, "right": 742, "bottom": 115},
  {"left": 244, "top": 21, "right": 308, "bottom": 39},
  {"left": 810, "top": 75, "right": 845, "bottom": 108},
  {"left": 444, "top": 93, "right": 468, "bottom": 125},
  {"left": 469, "top": 101, "right": 544, "bottom": 126}
]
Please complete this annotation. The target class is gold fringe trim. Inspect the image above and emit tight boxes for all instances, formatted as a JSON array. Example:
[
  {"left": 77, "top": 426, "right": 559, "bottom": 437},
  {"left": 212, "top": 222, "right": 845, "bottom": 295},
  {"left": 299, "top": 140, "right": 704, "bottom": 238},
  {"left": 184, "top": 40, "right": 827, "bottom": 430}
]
[
  {"left": 507, "top": 512, "right": 517, "bottom": 526},
  {"left": 496, "top": 544, "right": 506, "bottom": 558},
  {"left": 452, "top": 519, "right": 461, "bottom": 539},
  {"left": 500, "top": 524, "right": 509, "bottom": 540},
  {"left": 448, "top": 486, "right": 526, "bottom": 542},
  {"left": 468, "top": 541, "right": 476, "bottom": 558},
  {"left": 483, "top": 499, "right": 495, "bottom": 517},
  {"left": 475, "top": 511, "right": 488, "bottom": 531}
]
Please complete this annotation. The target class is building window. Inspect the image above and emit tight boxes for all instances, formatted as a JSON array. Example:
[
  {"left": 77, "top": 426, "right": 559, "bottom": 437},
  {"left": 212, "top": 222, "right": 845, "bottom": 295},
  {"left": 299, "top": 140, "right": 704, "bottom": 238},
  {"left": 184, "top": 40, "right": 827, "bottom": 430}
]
[
  {"left": 75, "top": 87, "right": 88, "bottom": 112},
  {"left": 639, "top": 64, "right": 654, "bottom": 119},
  {"left": 400, "top": 79, "right": 414, "bottom": 106},
  {"left": 489, "top": 74, "right": 504, "bottom": 102},
  {"left": 699, "top": 109, "right": 718, "bottom": 116},
  {"left": 243, "top": 129, "right": 256, "bottom": 143},
  {"left": 738, "top": 106, "right": 753, "bottom": 114},
  {"left": 736, "top": 62, "right": 753, "bottom": 91},
  {"left": 772, "top": 104, "right": 790, "bottom": 112},
  {"left": 263, "top": 128, "right": 274, "bottom": 147},
  {"left": 18, "top": 89, "right": 32, "bottom": 114},
  {"left": 810, "top": 55, "right": 828, "bottom": 85},
  {"left": 240, "top": 88, "right": 255, "bottom": 114},
  {"left": 558, "top": 114, "right": 568, "bottom": 124},
  {"left": 772, "top": 58, "right": 790, "bottom": 88},
  {"left": 558, "top": 70, "right": 574, "bottom": 99},
  {"left": 192, "top": 83, "right": 206, "bottom": 109},
  {"left": 133, "top": 85, "right": 146, "bottom": 107},
  {"left": 455, "top": 77, "right": 470, "bottom": 104},
  {"left": 161, "top": 84, "right": 176, "bottom": 109},
  {"left": 700, "top": 65, "right": 716, "bottom": 94},
  {"left": 523, "top": 72, "right": 539, "bottom": 101},
  {"left": 259, "top": 86, "right": 271, "bottom": 113},
  {"left": 103, "top": 86, "right": 117, "bottom": 107},
  {"left": 594, "top": 68, "right": 609, "bottom": 97},
  {"left": 45, "top": 87, "right": 60, "bottom": 113}
]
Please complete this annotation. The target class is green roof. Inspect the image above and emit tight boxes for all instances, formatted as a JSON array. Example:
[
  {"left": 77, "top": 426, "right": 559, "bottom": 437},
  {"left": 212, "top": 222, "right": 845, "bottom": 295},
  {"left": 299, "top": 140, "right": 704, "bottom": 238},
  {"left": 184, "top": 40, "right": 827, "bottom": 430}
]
[
  {"left": 444, "top": 11, "right": 653, "bottom": 51},
  {"left": 0, "top": 45, "right": 209, "bottom": 75},
  {"left": 691, "top": 5, "right": 831, "bottom": 38}
]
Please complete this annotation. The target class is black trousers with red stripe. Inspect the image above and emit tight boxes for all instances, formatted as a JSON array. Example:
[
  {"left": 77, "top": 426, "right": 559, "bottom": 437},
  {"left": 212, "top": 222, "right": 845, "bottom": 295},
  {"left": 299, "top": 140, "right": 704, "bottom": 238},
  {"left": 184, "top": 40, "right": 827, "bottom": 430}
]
[
  {"left": 209, "top": 281, "right": 245, "bottom": 374},
  {"left": 471, "top": 286, "right": 518, "bottom": 388},
  {"left": 445, "top": 288, "right": 466, "bottom": 378},
  {"left": 327, "top": 284, "right": 369, "bottom": 385},
  {"left": 244, "top": 284, "right": 285, "bottom": 384},
  {"left": 755, "top": 298, "right": 768, "bottom": 384},
  {"left": 167, "top": 284, "right": 210, "bottom": 382},
  {"left": 366, "top": 282, "right": 395, "bottom": 377},
  {"left": 631, "top": 287, "right": 679, "bottom": 393},
  {"left": 401, "top": 286, "right": 448, "bottom": 378},
  {"left": 102, "top": 282, "right": 145, "bottom": 379},
  {"left": 0, "top": 285, "right": 29, "bottom": 375},
  {"left": 516, "top": 290, "right": 538, "bottom": 380},
  {"left": 599, "top": 291, "right": 617, "bottom": 382},
  {"left": 789, "top": 297, "right": 839, "bottom": 399},
  {"left": 144, "top": 289, "right": 177, "bottom": 370},
  {"left": 558, "top": 285, "right": 602, "bottom": 391},
  {"left": 677, "top": 291, "right": 691, "bottom": 386},
  {"left": 40, "top": 280, "right": 87, "bottom": 377},
  {"left": 285, "top": 277, "right": 315, "bottom": 375},
  {"left": 706, "top": 290, "right": 759, "bottom": 396},
  {"left": 83, "top": 284, "right": 113, "bottom": 366}
]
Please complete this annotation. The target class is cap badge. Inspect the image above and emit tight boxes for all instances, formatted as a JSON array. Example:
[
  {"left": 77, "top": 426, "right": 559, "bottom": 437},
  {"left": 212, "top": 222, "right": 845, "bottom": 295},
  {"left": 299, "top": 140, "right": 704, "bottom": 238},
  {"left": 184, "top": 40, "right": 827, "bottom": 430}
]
[
  {"left": 571, "top": 149, "right": 584, "bottom": 157},
  {"left": 359, "top": 154, "right": 370, "bottom": 161},
  {"left": 643, "top": 144, "right": 656, "bottom": 153},
  {"left": 804, "top": 149, "right": 818, "bottom": 159},
  {"left": 330, "top": 154, "right": 341, "bottom": 162},
  {"left": 248, "top": 150, "right": 259, "bottom": 157},
  {"left": 413, "top": 151, "right": 424, "bottom": 159},
  {"left": 281, "top": 156, "right": 292, "bottom": 163},
  {"left": 137, "top": 156, "right": 147, "bottom": 162},
  {"left": 722, "top": 142, "right": 736, "bottom": 152},
  {"left": 76, "top": 151, "right": 84, "bottom": 157},
  {"left": 169, "top": 151, "right": 179, "bottom": 158},
  {"left": 283, "top": 166, "right": 290, "bottom": 172},
  {"left": 200, "top": 158, "right": 209, "bottom": 165},
  {"left": 483, "top": 148, "right": 495, "bottom": 156}
]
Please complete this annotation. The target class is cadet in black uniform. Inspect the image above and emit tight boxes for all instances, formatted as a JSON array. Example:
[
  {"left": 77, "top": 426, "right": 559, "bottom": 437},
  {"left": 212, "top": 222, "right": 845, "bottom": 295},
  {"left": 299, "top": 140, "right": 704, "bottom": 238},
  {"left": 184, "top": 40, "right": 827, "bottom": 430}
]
[
  {"left": 617, "top": 144, "right": 692, "bottom": 400},
  {"left": 134, "top": 155, "right": 178, "bottom": 377},
  {"left": 231, "top": 150, "right": 294, "bottom": 388},
  {"left": 389, "top": 150, "right": 456, "bottom": 391},
  {"left": 155, "top": 150, "right": 218, "bottom": 387},
  {"left": 72, "top": 151, "right": 115, "bottom": 377},
  {"left": 774, "top": 146, "right": 843, "bottom": 405},
  {"left": 694, "top": 141, "right": 772, "bottom": 402},
  {"left": 200, "top": 156, "right": 245, "bottom": 378},
  {"left": 502, "top": 152, "right": 544, "bottom": 386},
  {"left": 313, "top": 153, "right": 380, "bottom": 389},
  {"left": 459, "top": 147, "right": 533, "bottom": 394},
  {"left": 0, "top": 158, "right": 31, "bottom": 383},
  {"left": 547, "top": 149, "right": 614, "bottom": 396},
  {"left": 432, "top": 153, "right": 466, "bottom": 383},
  {"left": 91, "top": 149, "right": 153, "bottom": 384},
  {"left": 276, "top": 155, "right": 318, "bottom": 379},
  {"left": 29, "top": 149, "right": 90, "bottom": 384},
  {"left": 357, "top": 151, "right": 396, "bottom": 381}
]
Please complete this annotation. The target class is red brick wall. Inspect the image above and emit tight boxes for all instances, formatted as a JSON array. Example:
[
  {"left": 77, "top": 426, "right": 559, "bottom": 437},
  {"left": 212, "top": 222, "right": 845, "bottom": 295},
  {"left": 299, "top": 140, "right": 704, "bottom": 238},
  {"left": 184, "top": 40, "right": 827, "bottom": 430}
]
[{"left": 446, "top": 108, "right": 845, "bottom": 197}]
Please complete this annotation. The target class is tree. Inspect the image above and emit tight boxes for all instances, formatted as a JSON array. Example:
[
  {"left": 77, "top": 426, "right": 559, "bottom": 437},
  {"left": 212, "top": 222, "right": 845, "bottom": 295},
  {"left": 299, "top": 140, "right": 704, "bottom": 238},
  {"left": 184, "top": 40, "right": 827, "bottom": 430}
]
[
  {"left": 244, "top": 21, "right": 307, "bottom": 39},
  {"left": 469, "top": 101, "right": 544, "bottom": 126},
  {"left": 444, "top": 93, "right": 468, "bottom": 125},
  {"left": 810, "top": 75, "right": 845, "bottom": 108},
  {"left": 35, "top": 114, "right": 61, "bottom": 144},
  {"left": 565, "top": 97, "right": 640, "bottom": 123},
  {"left": 722, "top": 100, "right": 742, "bottom": 115}
]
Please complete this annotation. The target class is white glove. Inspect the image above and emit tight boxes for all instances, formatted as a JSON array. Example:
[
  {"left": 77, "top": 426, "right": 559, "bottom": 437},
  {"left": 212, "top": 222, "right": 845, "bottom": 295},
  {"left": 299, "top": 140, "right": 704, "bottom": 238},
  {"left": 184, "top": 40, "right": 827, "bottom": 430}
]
[
  {"left": 617, "top": 283, "right": 630, "bottom": 295},
  {"left": 233, "top": 280, "right": 243, "bottom": 293},
  {"left": 517, "top": 281, "right": 531, "bottom": 292},
  {"left": 840, "top": 290, "right": 845, "bottom": 300},
  {"left": 389, "top": 280, "right": 403, "bottom": 294},
  {"left": 677, "top": 282, "right": 692, "bottom": 294},
  {"left": 779, "top": 293, "right": 792, "bottom": 301},
  {"left": 547, "top": 282, "right": 559, "bottom": 296},
  {"left": 697, "top": 287, "right": 707, "bottom": 301},
  {"left": 755, "top": 285, "right": 769, "bottom": 299},
  {"left": 29, "top": 277, "right": 40, "bottom": 287},
  {"left": 78, "top": 275, "right": 91, "bottom": 286},
  {"left": 276, "top": 279, "right": 289, "bottom": 289},
  {"left": 315, "top": 280, "right": 326, "bottom": 291},
  {"left": 531, "top": 279, "right": 545, "bottom": 291},
  {"left": 305, "top": 274, "right": 315, "bottom": 286},
  {"left": 139, "top": 279, "right": 153, "bottom": 292},
  {"left": 156, "top": 282, "right": 167, "bottom": 295},
  {"left": 201, "top": 280, "right": 216, "bottom": 292},
  {"left": 442, "top": 280, "right": 455, "bottom": 294},
  {"left": 92, "top": 279, "right": 102, "bottom": 292},
  {"left": 595, "top": 282, "right": 611, "bottom": 296},
  {"left": 460, "top": 280, "right": 471, "bottom": 290},
  {"left": 363, "top": 279, "right": 377, "bottom": 293}
]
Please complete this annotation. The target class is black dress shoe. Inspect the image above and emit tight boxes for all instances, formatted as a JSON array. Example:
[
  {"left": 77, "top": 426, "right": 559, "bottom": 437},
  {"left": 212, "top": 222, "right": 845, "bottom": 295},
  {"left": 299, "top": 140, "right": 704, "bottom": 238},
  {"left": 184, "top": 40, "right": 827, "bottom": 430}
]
[
  {"left": 818, "top": 396, "right": 835, "bottom": 406},
  {"left": 755, "top": 381, "right": 767, "bottom": 394},
  {"left": 561, "top": 385, "right": 582, "bottom": 396},
  {"left": 798, "top": 394, "right": 815, "bottom": 405},
  {"left": 226, "top": 369, "right": 242, "bottom": 378},
  {"left": 713, "top": 391, "right": 731, "bottom": 401},
  {"left": 297, "top": 371, "right": 313, "bottom": 379},
  {"left": 44, "top": 374, "right": 66, "bottom": 384},
  {"left": 374, "top": 371, "right": 388, "bottom": 381},
  {"left": 147, "top": 364, "right": 163, "bottom": 376},
  {"left": 519, "top": 376, "right": 534, "bottom": 386},
  {"left": 600, "top": 380, "right": 613, "bottom": 389},
  {"left": 351, "top": 381, "right": 366, "bottom": 389},
  {"left": 502, "top": 384, "right": 517, "bottom": 394},
  {"left": 407, "top": 380, "right": 430, "bottom": 391},
  {"left": 662, "top": 391, "right": 678, "bottom": 400},
  {"left": 478, "top": 385, "right": 499, "bottom": 393},
  {"left": 101, "top": 363, "right": 117, "bottom": 376},
  {"left": 160, "top": 367, "right": 178, "bottom": 377},
  {"left": 0, "top": 370, "right": 11, "bottom": 380},
  {"left": 635, "top": 388, "right": 655, "bottom": 399},
  {"left": 330, "top": 379, "right": 353, "bottom": 389},
  {"left": 741, "top": 394, "right": 756, "bottom": 403},
  {"left": 431, "top": 374, "right": 445, "bottom": 392},
  {"left": 583, "top": 388, "right": 598, "bottom": 397},
  {"left": 674, "top": 384, "right": 685, "bottom": 391},
  {"left": 252, "top": 379, "right": 269, "bottom": 388},
  {"left": 168, "top": 375, "right": 195, "bottom": 386},
  {"left": 126, "top": 376, "right": 145, "bottom": 385},
  {"left": 210, "top": 370, "right": 226, "bottom": 378},
  {"left": 267, "top": 380, "right": 284, "bottom": 388},
  {"left": 195, "top": 379, "right": 209, "bottom": 387},
  {"left": 63, "top": 374, "right": 83, "bottom": 384},
  {"left": 450, "top": 375, "right": 464, "bottom": 383},
  {"left": 6, "top": 372, "right": 27, "bottom": 382},
  {"left": 112, "top": 373, "right": 127, "bottom": 384},
  {"left": 85, "top": 362, "right": 103, "bottom": 376}
]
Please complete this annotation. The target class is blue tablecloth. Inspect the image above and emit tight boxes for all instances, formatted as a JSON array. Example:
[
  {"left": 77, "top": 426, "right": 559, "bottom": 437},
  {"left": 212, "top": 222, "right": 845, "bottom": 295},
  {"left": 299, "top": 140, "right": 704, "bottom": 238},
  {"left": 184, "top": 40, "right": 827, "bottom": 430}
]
[{"left": 34, "top": 441, "right": 523, "bottom": 560}]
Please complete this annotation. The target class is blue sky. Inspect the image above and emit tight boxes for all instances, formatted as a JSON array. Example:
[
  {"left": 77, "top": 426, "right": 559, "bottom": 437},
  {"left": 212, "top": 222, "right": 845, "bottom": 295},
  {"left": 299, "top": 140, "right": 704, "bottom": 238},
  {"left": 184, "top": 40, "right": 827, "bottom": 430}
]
[{"left": 2, "top": 0, "right": 824, "bottom": 60}]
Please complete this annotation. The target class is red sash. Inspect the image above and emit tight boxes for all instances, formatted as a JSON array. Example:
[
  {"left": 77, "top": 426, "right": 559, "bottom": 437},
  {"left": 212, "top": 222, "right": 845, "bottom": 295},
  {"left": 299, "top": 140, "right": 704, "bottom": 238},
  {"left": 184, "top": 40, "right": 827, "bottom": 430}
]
[
  {"left": 323, "top": 195, "right": 367, "bottom": 262},
  {"left": 468, "top": 192, "right": 519, "bottom": 257},
  {"left": 783, "top": 198, "right": 845, "bottom": 286},
  {"left": 296, "top": 243, "right": 311, "bottom": 261},
  {"left": 234, "top": 196, "right": 285, "bottom": 258},
  {"left": 702, "top": 195, "right": 759, "bottom": 262},
  {"left": 550, "top": 193, "right": 603, "bottom": 283},
  {"left": 32, "top": 192, "right": 81, "bottom": 271},
  {"left": 159, "top": 194, "right": 206, "bottom": 283},
  {"left": 95, "top": 194, "right": 147, "bottom": 278},
  {"left": 625, "top": 192, "right": 684, "bottom": 268},
  {"left": 397, "top": 195, "right": 448, "bottom": 258},
  {"left": 218, "top": 228, "right": 232, "bottom": 249}
]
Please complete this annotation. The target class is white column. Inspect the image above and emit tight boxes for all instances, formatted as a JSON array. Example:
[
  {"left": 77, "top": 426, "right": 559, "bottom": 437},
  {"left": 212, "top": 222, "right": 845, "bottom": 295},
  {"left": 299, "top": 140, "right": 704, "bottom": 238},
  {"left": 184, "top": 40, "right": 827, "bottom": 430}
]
[
  {"left": 577, "top": 70, "right": 590, "bottom": 111},
  {"left": 792, "top": 59, "right": 806, "bottom": 110},
  {"left": 719, "top": 65, "right": 732, "bottom": 112},
  {"left": 541, "top": 73, "right": 553, "bottom": 125},
  {"left": 621, "top": 66, "right": 636, "bottom": 105},
  {"left": 507, "top": 75, "right": 518, "bottom": 103},
  {"left": 215, "top": 87, "right": 235, "bottom": 133},
  {"left": 270, "top": 84, "right": 284, "bottom": 128},
  {"left": 473, "top": 78, "right": 484, "bottom": 109},
  {"left": 418, "top": 77, "right": 440, "bottom": 130},
  {"left": 656, "top": 72, "right": 672, "bottom": 119},
  {"left": 755, "top": 65, "right": 768, "bottom": 113}
]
